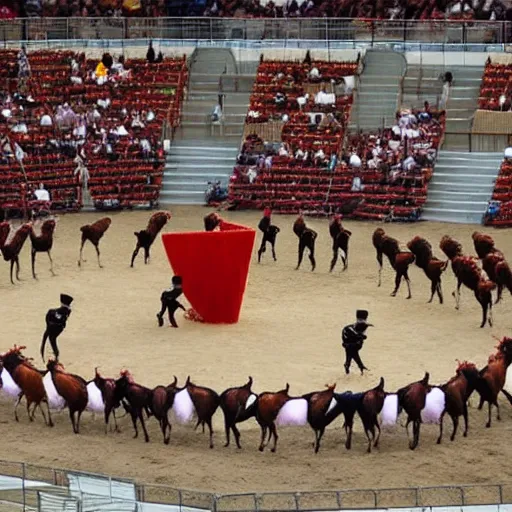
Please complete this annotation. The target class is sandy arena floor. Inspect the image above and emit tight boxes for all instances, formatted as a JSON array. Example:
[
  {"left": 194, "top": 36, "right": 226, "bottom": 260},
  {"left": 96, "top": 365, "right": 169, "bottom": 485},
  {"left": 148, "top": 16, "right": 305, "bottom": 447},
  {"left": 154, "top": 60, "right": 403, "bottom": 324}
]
[{"left": 1, "top": 207, "right": 512, "bottom": 494}]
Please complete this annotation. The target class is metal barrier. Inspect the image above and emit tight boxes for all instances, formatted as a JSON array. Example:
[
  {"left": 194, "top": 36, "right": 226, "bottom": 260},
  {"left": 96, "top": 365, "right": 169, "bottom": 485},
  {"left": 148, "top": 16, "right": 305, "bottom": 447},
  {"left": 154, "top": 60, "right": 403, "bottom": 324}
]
[
  {"left": 0, "top": 17, "right": 510, "bottom": 45},
  {"left": 1, "top": 459, "right": 512, "bottom": 512}
]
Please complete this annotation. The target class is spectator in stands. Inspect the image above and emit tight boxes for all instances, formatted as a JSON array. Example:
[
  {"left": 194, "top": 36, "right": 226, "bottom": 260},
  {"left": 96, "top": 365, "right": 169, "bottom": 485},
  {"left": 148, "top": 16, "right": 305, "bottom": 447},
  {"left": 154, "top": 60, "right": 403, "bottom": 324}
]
[
  {"left": 351, "top": 174, "right": 364, "bottom": 192},
  {"left": 504, "top": 147, "right": 512, "bottom": 160},
  {"left": 147, "top": 41, "right": 156, "bottom": 64},
  {"left": 17, "top": 45, "right": 31, "bottom": 85},
  {"left": 34, "top": 183, "right": 51, "bottom": 203}
]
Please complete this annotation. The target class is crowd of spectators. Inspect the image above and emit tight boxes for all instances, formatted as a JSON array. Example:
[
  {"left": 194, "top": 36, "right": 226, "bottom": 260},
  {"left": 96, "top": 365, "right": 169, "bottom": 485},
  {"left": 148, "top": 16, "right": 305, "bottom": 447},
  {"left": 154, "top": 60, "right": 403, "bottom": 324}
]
[
  {"left": 229, "top": 57, "right": 445, "bottom": 222},
  {"left": 478, "top": 57, "right": 512, "bottom": 111},
  {"left": 12, "top": 0, "right": 511, "bottom": 20},
  {"left": 0, "top": 46, "right": 187, "bottom": 215},
  {"left": 484, "top": 149, "right": 512, "bottom": 226}
]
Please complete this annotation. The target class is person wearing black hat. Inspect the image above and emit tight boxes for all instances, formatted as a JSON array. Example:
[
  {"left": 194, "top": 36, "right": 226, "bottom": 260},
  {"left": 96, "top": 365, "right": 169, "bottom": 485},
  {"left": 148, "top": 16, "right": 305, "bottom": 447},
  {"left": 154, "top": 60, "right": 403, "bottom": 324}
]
[
  {"left": 341, "top": 310, "right": 373, "bottom": 375},
  {"left": 157, "top": 275, "right": 186, "bottom": 328},
  {"left": 41, "top": 294, "right": 73, "bottom": 362}
]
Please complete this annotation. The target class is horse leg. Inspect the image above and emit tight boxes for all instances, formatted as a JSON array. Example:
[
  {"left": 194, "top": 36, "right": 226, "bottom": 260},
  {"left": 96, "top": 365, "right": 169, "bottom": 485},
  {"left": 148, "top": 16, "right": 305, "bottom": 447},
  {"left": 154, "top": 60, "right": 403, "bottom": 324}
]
[
  {"left": 374, "top": 421, "right": 381, "bottom": 448},
  {"left": 329, "top": 248, "right": 338, "bottom": 273},
  {"left": 437, "top": 411, "right": 445, "bottom": 444},
  {"left": 78, "top": 239, "right": 86, "bottom": 267},
  {"left": 295, "top": 240, "right": 306, "bottom": 270},
  {"left": 130, "top": 244, "right": 140, "bottom": 267},
  {"left": 206, "top": 418, "right": 214, "bottom": 449},
  {"left": 27, "top": 401, "right": 34, "bottom": 422},
  {"left": 488, "top": 300, "right": 493, "bottom": 327},
  {"left": 480, "top": 300, "right": 488, "bottom": 329},
  {"left": 130, "top": 411, "right": 139, "bottom": 438},
  {"left": 345, "top": 420, "right": 353, "bottom": 450},
  {"left": 14, "top": 394, "right": 25, "bottom": 422},
  {"left": 15, "top": 257, "right": 21, "bottom": 281},
  {"left": 343, "top": 244, "right": 349, "bottom": 271},
  {"left": 495, "top": 400, "right": 501, "bottom": 421},
  {"left": 233, "top": 424, "right": 242, "bottom": 449},
  {"left": 453, "top": 281, "right": 462, "bottom": 310},
  {"left": 45, "top": 399, "right": 53, "bottom": 427},
  {"left": 47, "top": 250, "right": 55, "bottom": 276},
  {"left": 223, "top": 418, "right": 231, "bottom": 447},
  {"left": 409, "top": 420, "right": 420, "bottom": 450},
  {"left": 69, "top": 409, "right": 77, "bottom": 434},
  {"left": 95, "top": 244, "right": 103, "bottom": 268},
  {"left": 428, "top": 280, "right": 436, "bottom": 303},
  {"left": 139, "top": 411, "right": 150, "bottom": 442},
  {"left": 462, "top": 403, "right": 469, "bottom": 437},
  {"left": 75, "top": 411, "right": 83, "bottom": 434},
  {"left": 450, "top": 415, "right": 459, "bottom": 442},
  {"left": 144, "top": 246, "right": 150, "bottom": 265},
  {"left": 404, "top": 271, "right": 412, "bottom": 299},
  {"left": 365, "top": 426, "right": 374, "bottom": 454},
  {"left": 377, "top": 252, "right": 383, "bottom": 287},
  {"left": 315, "top": 427, "right": 325, "bottom": 454},
  {"left": 10, "top": 259, "right": 15, "bottom": 284},
  {"left": 437, "top": 281, "right": 444, "bottom": 304},
  {"left": 486, "top": 402, "right": 492, "bottom": 428},
  {"left": 31, "top": 248, "right": 37, "bottom": 279},
  {"left": 390, "top": 271, "right": 402, "bottom": 297},
  {"left": 269, "top": 423, "right": 279, "bottom": 453},
  {"left": 258, "top": 425, "right": 267, "bottom": 452}
]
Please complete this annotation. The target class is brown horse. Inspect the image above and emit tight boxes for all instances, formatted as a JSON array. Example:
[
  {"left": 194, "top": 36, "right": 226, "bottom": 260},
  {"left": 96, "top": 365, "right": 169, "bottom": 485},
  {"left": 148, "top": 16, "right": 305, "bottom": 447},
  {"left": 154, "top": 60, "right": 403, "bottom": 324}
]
[
  {"left": 397, "top": 372, "right": 430, "bottom": 450},
  {"left": 475, "top": 337, "right": 512, "bottom": 428},
  {"left": 293, "top": 215, "right": 317, "bottom": 271},
  {"left": 302, "top": 383, "right": 337, "bottom": 453},
  {"left": 114, "top": 369, "right": 152, "bottom": 442},
  {"left": 47, "top": 359, "right": 88, "bottom": 434},
  {"left": 78, "top": 217, "right": 112, "bottom": 268},
  {"left": 358, "top": 377, "right": 386, "bottom": 453},
  {"left": 30, "top": 219, "right": 56, "bottom": 279},
  {"left": 219, "top": 376, "right": 258, "bottom": 448},
  {"left": 0, "top": 345, "right": 52, "bottom": 426},
  {"left": 373, "top": 228, "right": 415, "bottom": 298},
  {"left": 131, "top": 211, "right": 171, "bottom": 267},
  {"left": 149, "top": 376, "right": 178, "bottom": 445},
  {"left": 437, "top": 361, "right": 479, "bottom": 443},
  {"left": 407, "top": 236, "right": 448, "bottom": 303},
  {"left": 329, "top": 215, "right": 352, "bottom": 272},
  {"left": 0, "top": 223, "right": 32, "bottom": 284},
  {"left": 93, "top": 368, "right": 121, "bottom": 434}
]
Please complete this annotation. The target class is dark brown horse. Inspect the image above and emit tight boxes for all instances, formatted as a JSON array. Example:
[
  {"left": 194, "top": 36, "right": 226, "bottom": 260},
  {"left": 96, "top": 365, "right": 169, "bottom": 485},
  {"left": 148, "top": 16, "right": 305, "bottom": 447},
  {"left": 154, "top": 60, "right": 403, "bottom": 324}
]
[
  {"left": 93, "top": 368, "right": 121, "bottom": 434},
  {"left": 397, "top": 372, "right": 430, "bottom": 450},
  {"left": 131, "top": 211, "right": 171, "bottom": 267},
  {"left": 437, "top": 361, "right": 479, "bottom": 443},
  {"left": 149, "top": 376, "right": 178, "bottom": 445},
  {"left": 30, "top": 219, "right": 56, "bottom": 279},
  {"left": 475, "top": 337, "right": 512, "bottom": 428},
  {"left": 358, "top": 377, "right": 386, "bottom": 453},
  {"left": 171, "top": 376, "right": 220, "bottom": 448},
  {"left": 373, "top": 228, "right": 415, "bottom": 298},
  {"left": 0, "top": 223, "right": 32, "bottom": 284},
  {"left": 219, "top": 376, "right": 258, "bottom": 448},
  {"left": 329, "top": 215, "right": 352, "bottom": 272},
  {"left": 78, "top": 217, "right": 112, "bottom": 268},
  {"left": 47, "top": 359, "right": 88, "bottom": 434},
  {"left": 114, "top": 369, "right": 152, "bottom": 442},
  {"left": 0, "top": 345, "right": 52, "bottom": 426}
]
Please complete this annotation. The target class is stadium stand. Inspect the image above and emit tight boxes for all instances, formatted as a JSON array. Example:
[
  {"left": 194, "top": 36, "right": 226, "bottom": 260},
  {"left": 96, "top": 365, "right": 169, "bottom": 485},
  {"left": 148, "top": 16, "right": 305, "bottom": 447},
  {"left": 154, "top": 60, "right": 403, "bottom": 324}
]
[
  {"left": 478, "top": 58, "right": 512, "bottom": 111},
  {"left": 229, "top": 57, "right": 445, "bottom": 221},
  {"left": 0, "top": 49, "right": 187, "bottom": 216},
  {"left": 485, "top": 156, "right": 512, "bottom": 227}
]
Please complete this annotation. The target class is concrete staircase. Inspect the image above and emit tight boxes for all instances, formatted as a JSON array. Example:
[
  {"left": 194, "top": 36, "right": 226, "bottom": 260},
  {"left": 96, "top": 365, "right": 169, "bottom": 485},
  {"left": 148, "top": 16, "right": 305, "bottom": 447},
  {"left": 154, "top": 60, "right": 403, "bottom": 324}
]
[
  {"left": 349, "top": 50, "right": 406, "bottom": 131},
  {"left": 422, "top": 151, "right": 502, "bottom": 224},
  {"left": 161, "top": 49, "right": 255, "bottom": 204}
]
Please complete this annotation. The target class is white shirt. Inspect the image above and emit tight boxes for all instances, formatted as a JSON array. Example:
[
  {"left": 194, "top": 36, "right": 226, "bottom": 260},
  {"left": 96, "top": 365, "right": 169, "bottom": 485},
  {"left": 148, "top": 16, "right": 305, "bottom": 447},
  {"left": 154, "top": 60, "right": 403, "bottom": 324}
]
[
  {"left": 40, "top": 114, "right": 53, "bottom": 126},
  {"left": 35, "top": 189, "right": 50, "bottom": 201},
  {"left": 504, "top": 147, "right": 512, "bottom": 159},
  {"left": 350, "top": 154, "right": 362, "bottom": 168}
]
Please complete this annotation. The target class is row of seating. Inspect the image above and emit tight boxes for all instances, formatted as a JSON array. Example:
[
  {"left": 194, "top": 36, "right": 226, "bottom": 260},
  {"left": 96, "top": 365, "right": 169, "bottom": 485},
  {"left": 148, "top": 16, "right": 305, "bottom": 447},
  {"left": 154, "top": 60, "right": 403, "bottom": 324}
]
[
  {"left": 478, "top": 60, "right": 512, "bottom": 111},
  {"left": 485, "top": 158, "right": 512, "bottom": 227},
  {"left": 0, "top": 50, "right": 188, "bottom": 213}
]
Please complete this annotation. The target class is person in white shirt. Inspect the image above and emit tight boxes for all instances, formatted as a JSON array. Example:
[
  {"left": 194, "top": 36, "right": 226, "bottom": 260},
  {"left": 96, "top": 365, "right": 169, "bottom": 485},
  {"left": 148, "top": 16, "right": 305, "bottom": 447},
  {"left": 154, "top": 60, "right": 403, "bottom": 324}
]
[
  {"left": 349, "top": 153, "right": 362, "bottom": 168},
  {"left": 40, "top": 113, "right": 53, "bottom": 127},
  {"left": 504, "top": 147, "right": 512, "bottom": 160},
  {"left": 34, "top": 183, "right": 50, "bottom": 202}
]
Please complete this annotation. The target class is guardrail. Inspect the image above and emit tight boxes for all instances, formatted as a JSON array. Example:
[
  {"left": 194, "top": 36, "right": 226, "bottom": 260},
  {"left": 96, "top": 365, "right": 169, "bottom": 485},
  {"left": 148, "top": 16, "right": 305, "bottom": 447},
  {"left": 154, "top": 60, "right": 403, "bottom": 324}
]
[
  {"left": 2, "top": 459, "right": 512, "bottom": 512},
  {"left": 0, "top": 17, "right": 510, "bottom": 45}
]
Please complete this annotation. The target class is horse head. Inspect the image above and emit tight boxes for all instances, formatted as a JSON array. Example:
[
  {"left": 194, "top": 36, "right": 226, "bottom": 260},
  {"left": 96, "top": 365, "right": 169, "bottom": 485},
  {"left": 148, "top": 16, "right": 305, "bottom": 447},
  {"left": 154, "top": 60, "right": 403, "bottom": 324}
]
[
  {"left": 168, "top": 375, "right": 178, "bottom": 389},
  {"left": 325, "top": 383, "right": 336, "bottom": 392},
  {"left": 244, "top": 376, "right": 253, "bottom": 390}
]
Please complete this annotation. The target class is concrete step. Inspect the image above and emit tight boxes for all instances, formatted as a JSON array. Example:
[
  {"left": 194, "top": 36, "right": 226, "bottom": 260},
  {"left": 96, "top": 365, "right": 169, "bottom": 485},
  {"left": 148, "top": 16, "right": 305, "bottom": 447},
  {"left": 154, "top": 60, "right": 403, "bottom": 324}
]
[
  {"left": 428, "top": 181, "right": 495, "bottom": 193},
  {"left": 434, "top": 164, "right": 498, "bottom": 174},
  {"left": 426, "top": 198, "right": 488, "bottom": 211},
  {"left": 433, "top": 172, "right": 497, "bottom": 183},
  {"left": 439, "top": 151, "right": 502, "bottom": 159},
  {"left": 159, "top": 190, "right": 205, "bottom": 204},
  {"left": 421, "top": 207, "right": 484, "bottom": 224},
  {"left": 164, "top": 170, "right": 231, "bottom": 180},
  {"left": 427, "top": 190, "right": 491, "bottom": 201}
]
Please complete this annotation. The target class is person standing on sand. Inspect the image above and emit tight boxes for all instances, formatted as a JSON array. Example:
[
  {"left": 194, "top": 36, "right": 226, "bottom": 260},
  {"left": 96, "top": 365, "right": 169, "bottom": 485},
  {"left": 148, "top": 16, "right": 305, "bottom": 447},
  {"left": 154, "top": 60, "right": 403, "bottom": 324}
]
[
  {"left": 341, "top": 310, "right": 373, "bottom": 375},
  {"left": 41, "top": 294, "right": 73, "bottom": 362},
  {"left": 157, "top": 275, "right": 186, "bottom": 328}
]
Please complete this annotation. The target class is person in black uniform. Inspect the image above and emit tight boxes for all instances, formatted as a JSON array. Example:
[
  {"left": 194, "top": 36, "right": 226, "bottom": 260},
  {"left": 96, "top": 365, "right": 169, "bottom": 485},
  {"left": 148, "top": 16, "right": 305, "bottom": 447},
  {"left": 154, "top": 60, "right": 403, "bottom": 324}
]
[
  {"left": 157, "top": 275, "right": 186, "bottom": 328},
  {"left": 341, "top": 309, "right": 373, "bottom": 375},
  {"left": 41, "top": 293, "right": 73, "bottom": 362}
]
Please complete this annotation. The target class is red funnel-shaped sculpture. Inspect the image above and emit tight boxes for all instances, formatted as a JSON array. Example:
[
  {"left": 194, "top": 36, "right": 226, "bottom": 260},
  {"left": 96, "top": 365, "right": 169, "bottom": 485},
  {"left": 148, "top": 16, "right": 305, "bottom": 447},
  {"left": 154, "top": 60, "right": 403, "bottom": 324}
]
[{"left": 161, "top": 220, "right": 256, "bottom": 324}]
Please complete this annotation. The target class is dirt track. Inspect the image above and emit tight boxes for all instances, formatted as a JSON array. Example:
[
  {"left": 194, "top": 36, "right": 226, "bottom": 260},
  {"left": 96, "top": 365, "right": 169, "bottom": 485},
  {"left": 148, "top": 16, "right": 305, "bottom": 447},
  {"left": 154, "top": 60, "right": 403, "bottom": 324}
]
[{"left": 0, "top": 207, "right": 512, "bottom": 494}]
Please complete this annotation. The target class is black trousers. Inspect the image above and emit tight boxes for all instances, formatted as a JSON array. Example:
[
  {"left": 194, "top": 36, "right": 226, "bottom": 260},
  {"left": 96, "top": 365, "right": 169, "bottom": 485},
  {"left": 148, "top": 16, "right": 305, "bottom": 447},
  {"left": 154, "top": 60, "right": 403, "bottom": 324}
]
[
  {"left": 41, "top": 324, "right": 64, "bottom": 360},
  {"left": 157, "top": 300, "right": 184, "bottom": 327},
  {"left": 344, "top": 345, "right": 366, "bottom": 373}
]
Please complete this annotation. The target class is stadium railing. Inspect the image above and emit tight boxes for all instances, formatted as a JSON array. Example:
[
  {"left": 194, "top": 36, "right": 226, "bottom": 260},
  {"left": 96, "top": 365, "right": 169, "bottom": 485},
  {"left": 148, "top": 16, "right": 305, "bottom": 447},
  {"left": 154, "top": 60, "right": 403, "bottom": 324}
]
[
  {"left": 1, "top": 459, "right": 512, "bottom": 512},
  {"left": 0, "top": 17, "right": 510, "bottom": 46}
]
